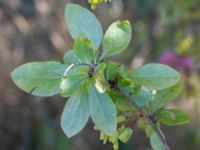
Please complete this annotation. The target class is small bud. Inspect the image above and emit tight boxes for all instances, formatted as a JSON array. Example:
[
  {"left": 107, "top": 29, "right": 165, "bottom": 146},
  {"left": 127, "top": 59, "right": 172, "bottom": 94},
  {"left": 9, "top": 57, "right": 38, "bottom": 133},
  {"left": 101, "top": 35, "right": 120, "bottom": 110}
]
[
  {"left": 117, "top": 115, "right": 126, "bottom": 123},
  {"left": 88, "top": 0, "right": 112, "bottom": 10},
  {"left": 91, "top": 4, "right": 97, "bottom": 10},
  {"left": 118, "top": 127, "right": 133, "bottom": 143},
  {"left": 100, "top": 132, "right": 108, "bottom": 144},
  {"left": 108, "top": 136, "right": 116, "bottom": 143},
  {"left": 103, "top": 136, "right": 108, "bottom": 144},
  {"left": 118, "top": 125, "right": 126, "bottom": 133},
  {"left": 113, "top": 141, "right": 119, "bottom": 150}
]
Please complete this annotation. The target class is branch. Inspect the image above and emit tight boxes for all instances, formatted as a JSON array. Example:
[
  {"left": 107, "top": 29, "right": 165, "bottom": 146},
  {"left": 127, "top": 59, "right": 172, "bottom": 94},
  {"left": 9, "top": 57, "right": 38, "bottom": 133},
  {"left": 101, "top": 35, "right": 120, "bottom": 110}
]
[{"left": 116, "top": 87, "right": 170, "bottom": 150}]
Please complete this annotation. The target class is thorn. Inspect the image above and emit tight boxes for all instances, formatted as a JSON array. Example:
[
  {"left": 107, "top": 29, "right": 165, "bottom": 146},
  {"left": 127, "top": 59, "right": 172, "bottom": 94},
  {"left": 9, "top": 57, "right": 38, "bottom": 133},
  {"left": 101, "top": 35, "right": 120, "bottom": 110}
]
[{"left": 30, "top": 87, "right": 37, "bottom": 94}]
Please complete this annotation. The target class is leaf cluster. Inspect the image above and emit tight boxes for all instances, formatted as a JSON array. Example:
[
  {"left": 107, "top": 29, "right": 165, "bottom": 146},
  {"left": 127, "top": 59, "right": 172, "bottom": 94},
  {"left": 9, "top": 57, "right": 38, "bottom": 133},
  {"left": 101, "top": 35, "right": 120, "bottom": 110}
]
[{"left": 11, "top": 4, "right": 190, "bottom": 150}]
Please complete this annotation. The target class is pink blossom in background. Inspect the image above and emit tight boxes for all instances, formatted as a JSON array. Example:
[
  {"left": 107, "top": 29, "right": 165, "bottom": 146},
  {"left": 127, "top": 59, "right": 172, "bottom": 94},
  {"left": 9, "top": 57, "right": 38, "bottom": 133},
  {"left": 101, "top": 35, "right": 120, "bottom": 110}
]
[
  {"left": 159, "top": 52, "right": 177, "bottom": 68},
  {"left": 159, "top": 52, "right": 195, "bottom": 78},
  {"left": 176, "top": 56, "right": 194, "bottom": 77}
]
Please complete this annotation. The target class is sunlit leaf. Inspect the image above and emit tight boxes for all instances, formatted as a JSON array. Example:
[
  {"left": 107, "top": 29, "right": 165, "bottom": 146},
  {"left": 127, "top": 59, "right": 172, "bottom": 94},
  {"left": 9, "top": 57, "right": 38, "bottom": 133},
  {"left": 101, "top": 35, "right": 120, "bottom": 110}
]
[
  {"left": 102, "top": 21, "right": 132, "bottom": 58},
  {"left": 73, "top": 37, "right": 96, "bottom": 64},
  {"left": 94, "top": 63, "right": 107, "bottom": 93}
]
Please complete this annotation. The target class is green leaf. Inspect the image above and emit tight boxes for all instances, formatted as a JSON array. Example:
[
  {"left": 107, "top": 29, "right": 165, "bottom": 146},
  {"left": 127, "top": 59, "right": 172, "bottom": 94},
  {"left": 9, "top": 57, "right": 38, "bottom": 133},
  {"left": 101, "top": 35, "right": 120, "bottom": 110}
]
[
  {"left": 65, "top": 4, "right": 103, "bottom": 49},
  {"left": 157, "top": 110, "right": 176, "bottom": 121},
  {"left": 89, "top": 85, "right": 117, "bottom": 136},
  {"left": 63, "top": 50, "right": 78, "bottom": 65},
  {"left": 94, "top": 63, "right": 107, "bottom": 93},
  {"left": 145, "top": 125, "right": 154, "bottom": 138},
  {"left": 61, "top": 88, "right": 89, "bottom": 138},
  {"left": 73, "top": 37, "right": 96, "bottom": 64},
  {"left": 117, "top": 78, "right": 135, "bottom": 94},
  {"left": 102, "top": 21, "right": 132, "bottom": 58},
  {"left": 151, "top": 82, "right": 182, "bottom": 112},
  {"left": 158, "top": 109, "right": 190, "bottom": 126},
  {"left": 105, "top": 62, "right": 120, "bottom": 81},
  {"left": 61, "top": 65, "right": 89, "bottom": 97},
  {"left": 64, "top": 65, "right": 89, "bottom": 77},
  {"left": 60, "top": 75, "right": 87, "bottom": 97},
  {"left": 118, "top": 78, "right": 132, "bottom": 88},
  {"left": 11, "top": 61, "right": 66, "bottom": 97},
  {"left": 130, "top": 63, "right": 181, "bottom": 90},
  {"left": 109, "top": 89, "right": 135, "bottom": 112},
  {"left": 115, "top": 97, "right": 136, "bottom": 113},
  {"left": 150, "top": 131, "right": 165, "bottom": 150},
  {"left": 132, "top": 89, "right": 153, "bottom": 107},
  {"left": 119, "top": 65, "right": 128, "bottom": 77}
]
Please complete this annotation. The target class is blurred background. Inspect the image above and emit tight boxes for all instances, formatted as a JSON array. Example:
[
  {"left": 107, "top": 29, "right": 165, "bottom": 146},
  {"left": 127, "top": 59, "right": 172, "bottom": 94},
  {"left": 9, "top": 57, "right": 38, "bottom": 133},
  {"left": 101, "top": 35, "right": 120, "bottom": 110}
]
[{"left": 0, "top": 0, "right": 200, "bottom": 149}]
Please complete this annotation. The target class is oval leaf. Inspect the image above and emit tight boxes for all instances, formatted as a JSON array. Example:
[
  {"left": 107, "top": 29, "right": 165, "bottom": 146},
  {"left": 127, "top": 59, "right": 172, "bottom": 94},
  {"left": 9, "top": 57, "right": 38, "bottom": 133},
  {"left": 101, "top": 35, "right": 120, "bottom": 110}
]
[
  {"left": 105, "top": 62, "right": 120, "bottom": 81},
  {"left": 63, "top": 50, "right": 79, "bottom": 65},
  {"left": 150, "top": 131, "right": 165, "bottom": 150},
  {"left": 73, "top": 37, "right": 96, "bottom": 64},
  {"left": 131, "top": 89, "right": 154, "bottom": 107},
  {"left": 109, "top": 89, "right": 136, "bottom": 112},
  {"left": 61, "top": 88, "right": 89, "bottom": 138},
  {"left": 65, "top": 4, "right": 103, "bottom": 49},
  {"left": 89, "top": 85, "right": 117, "bottom": 136},
  {"left": 64, "top": 65, "right": 89, "bottom": 77},
  {"left": 102, "top": 21, "right": 132, "bottom": 58},
  {"left": 159, "top": 109, "right": 190, "bottom": 126},
  {"left": 60, "top": 75, "right": 87, "bottom": 97},
  {"left": 151, "top": 81, "right": 182, "bottom": 112},
  {"left": 11, "top": 61, "right": 66, "bottom": 97},
  {"left": 130, "top": 63, "right": 181, "bottom": 90},
  {"left": 94, "top": 63, "right": 107, "bottom": 93}
]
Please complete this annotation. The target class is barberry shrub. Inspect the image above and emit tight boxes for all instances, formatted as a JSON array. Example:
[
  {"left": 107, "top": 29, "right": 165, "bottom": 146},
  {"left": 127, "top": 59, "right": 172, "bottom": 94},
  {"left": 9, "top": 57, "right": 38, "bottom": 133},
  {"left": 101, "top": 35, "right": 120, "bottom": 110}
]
[{"left": 11, "top": 4, "right": 190, "bottom": 150}]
